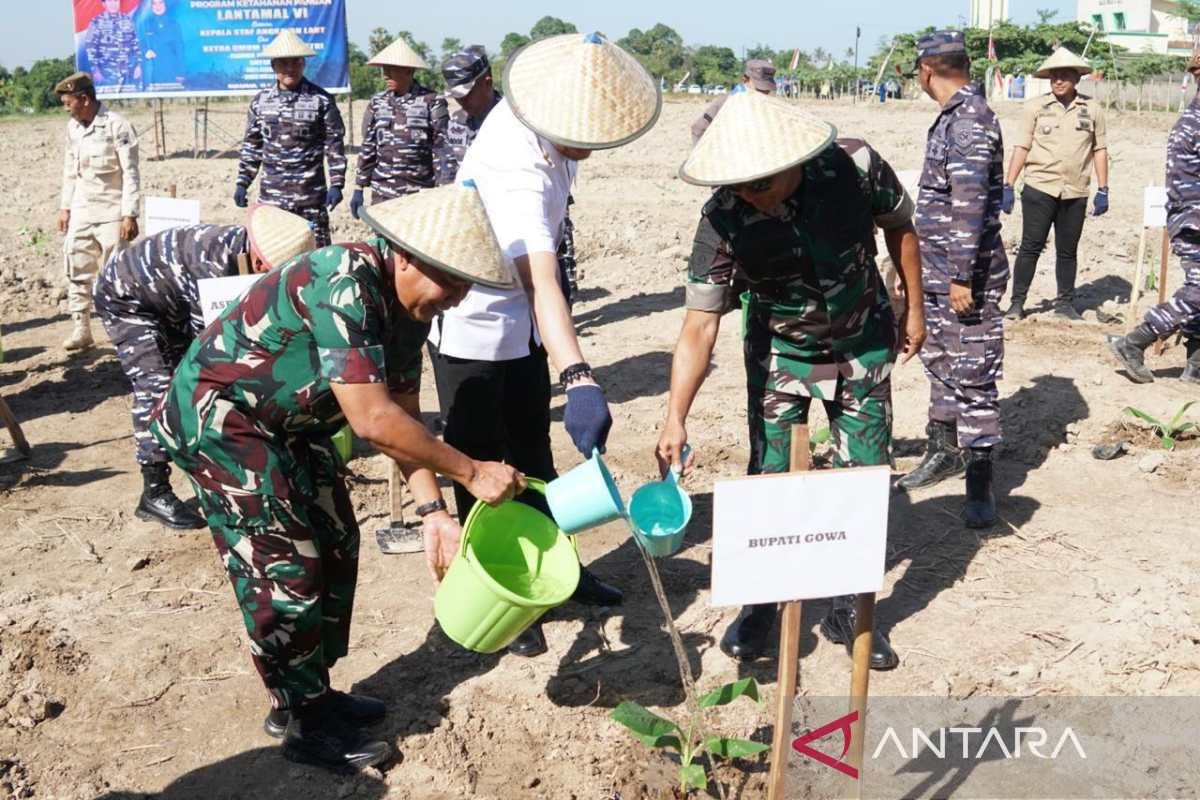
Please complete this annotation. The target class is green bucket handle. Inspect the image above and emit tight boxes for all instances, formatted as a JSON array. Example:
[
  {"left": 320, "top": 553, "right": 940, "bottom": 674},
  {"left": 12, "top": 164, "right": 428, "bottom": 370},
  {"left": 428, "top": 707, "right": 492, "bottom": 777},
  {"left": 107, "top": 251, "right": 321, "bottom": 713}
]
[{"left": 458, "top": 477, "right": 548, "bottom": 561}]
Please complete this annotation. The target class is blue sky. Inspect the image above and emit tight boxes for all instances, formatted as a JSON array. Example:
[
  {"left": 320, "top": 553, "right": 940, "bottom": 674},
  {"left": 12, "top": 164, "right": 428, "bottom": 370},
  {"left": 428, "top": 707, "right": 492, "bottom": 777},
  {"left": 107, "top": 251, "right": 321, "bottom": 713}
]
[{"left": 1, "top": 0, "right": 1074, "bottom": 69}]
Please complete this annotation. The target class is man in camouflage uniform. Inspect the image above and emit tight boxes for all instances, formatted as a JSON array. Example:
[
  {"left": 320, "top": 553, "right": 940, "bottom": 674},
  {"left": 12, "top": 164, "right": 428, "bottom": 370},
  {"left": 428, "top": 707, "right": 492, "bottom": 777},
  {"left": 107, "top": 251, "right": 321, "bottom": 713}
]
[
  {"left": 897, "top": 31, "right": 1009, "bottom": 530},
  {"left": 94, "top": 206, "right": 314, "bottom": 530},
  {"left": 149, "top": 185, "right": 524, "bottom": 771},
  {"left": 657, "top": 91, "right": 926, "bottom": 670},
  {"left": 84, "top": 0, "right": 140, "bottom": 90},
  {"left": 1110, "top": 53, "right": 1200, "bottom": 384},
  {"left": 56, "top": 71, "right": 141, "bottom": 353},
  {"left": 234, "top": 31, "right": 346, "bottom": 247},
  {"left": 349, "top": 38, "right": 447, "bottom": 219}
]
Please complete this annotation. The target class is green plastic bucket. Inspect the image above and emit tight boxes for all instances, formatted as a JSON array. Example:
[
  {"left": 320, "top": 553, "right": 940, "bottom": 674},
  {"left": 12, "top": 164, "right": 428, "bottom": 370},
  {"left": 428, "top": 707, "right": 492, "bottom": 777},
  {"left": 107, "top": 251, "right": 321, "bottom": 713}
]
[
  {"left": 330, "top": 425, "right": 352, "bottom": 464},
  {"left": 434, "top": 480, "right": 580, "bottom": 653}
]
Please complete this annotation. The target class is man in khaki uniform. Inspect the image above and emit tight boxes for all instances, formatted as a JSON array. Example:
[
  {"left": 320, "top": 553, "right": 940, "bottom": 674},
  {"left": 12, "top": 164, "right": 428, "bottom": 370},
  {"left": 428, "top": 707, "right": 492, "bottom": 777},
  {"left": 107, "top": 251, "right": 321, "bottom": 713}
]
[
  {"left": 690, "top": 59, "right": 776, "bottom": 143},
  {"left": 57, "top": 71, "right": 141, "bottom": 352},
  {"left": 1002, "top": 48, "right": 1108, "bottom": 321}
]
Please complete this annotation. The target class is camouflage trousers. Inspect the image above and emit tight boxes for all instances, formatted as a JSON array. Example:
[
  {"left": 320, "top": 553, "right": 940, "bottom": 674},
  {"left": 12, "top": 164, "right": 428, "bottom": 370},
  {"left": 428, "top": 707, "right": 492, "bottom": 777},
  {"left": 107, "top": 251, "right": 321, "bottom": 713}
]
[
  {"left": 188, "top": 464, "right": 359, "bottom": 710},
  {"left": 745, "top": 352, "right": 894, "bottom": 473},
  {"left": 93, "top": 288, "right": 190, "bottom": 465},
  {"left": 919, "top": 290, "right": 1005, "bottom": 449},
  {"left": 1142, "top": 260, "right": 1200, "bottom": 340},
  {"left": 558, "top": 211, "right": 579, "bottom": 306},
  {"left": 294, "top": 205, "right": 331, "bottom": 248}
]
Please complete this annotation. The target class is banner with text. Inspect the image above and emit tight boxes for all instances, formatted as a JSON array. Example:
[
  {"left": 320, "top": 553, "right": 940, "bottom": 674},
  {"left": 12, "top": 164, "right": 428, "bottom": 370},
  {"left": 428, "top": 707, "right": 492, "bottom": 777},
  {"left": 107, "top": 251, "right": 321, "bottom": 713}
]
[{"left": 71, "top": 0, "right": 349, "bottom": 99}]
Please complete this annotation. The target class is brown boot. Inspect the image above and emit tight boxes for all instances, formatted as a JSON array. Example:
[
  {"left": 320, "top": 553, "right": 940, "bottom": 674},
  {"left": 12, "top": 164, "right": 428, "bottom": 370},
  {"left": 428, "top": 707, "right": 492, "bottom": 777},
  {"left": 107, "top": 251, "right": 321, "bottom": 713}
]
[{"left": 62, "top": 311, "right": 94, "bottom": 352}]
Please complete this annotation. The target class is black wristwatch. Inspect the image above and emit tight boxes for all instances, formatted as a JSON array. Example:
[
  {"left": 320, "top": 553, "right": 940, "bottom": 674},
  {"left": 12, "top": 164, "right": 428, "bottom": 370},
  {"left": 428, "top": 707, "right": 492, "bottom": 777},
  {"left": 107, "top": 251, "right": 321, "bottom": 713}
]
[
  {"left": 559, "top": 361, "right": 593, "bottom": 388},
  {"left": 415, "top": 498, "right": 448, "bottom": 517}
]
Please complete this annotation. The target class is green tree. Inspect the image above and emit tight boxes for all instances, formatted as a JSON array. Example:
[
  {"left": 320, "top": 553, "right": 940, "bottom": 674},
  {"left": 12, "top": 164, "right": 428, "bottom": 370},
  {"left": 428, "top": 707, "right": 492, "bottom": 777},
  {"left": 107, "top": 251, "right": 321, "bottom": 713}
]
[
  {"left": 349, "top": 42, "right": 383, "bottom": 99},
  {"left": 619, "top": 24, "right": 687, "bottom": 82},
  {"left": 688, "top": 45, "right": 739, "bottom": 86},
  {"left": 368, "top": 27, "right": 392, "bottom": 57},
  {"left": 441, "top": 37, "right": 463, "bottom": 63},
  {"left": 1036, "top": 8, "right": 1060, "bottom": 24},
  {"left": 530, "top": 16, "right": 577, "bottom": 40},
  {"left": 500, "top": 32, "right": 531, "bottom": 57}
]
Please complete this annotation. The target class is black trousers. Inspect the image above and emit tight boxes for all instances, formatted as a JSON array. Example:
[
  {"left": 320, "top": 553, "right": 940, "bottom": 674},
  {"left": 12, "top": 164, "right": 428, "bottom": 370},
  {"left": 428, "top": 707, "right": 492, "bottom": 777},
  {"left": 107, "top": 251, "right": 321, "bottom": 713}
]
[
  {"left": 1010, "top": 184, "right": 1088, "bottom": 304},
  {"left": 428, "top": 341, "right": 557, "bottom": 524}
]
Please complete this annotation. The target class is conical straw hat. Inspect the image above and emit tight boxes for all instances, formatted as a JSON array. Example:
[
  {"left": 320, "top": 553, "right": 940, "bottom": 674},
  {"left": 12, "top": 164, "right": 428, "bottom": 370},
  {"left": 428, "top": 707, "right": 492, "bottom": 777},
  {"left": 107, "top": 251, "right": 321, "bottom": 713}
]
[
  {"left": 260, "top": 30, "right": 315, "bottom": 59},
  {"left": 368, "top": 38, "right": 429, "bottom": 69},
  {"left": 503, "top": 32, "right": 660, "bottom": 150},
  {"left": 679, "top": 91, "right": 837, "bottom": 187},
  {"left": 246, "top": 205, "right": 316, "bottom": 270},
  {"left": 359, "top": 183, "right": 513, "bottom": 290},
  {"left": 1034, "top": 47, "right": 1092, "bottom": 78}
]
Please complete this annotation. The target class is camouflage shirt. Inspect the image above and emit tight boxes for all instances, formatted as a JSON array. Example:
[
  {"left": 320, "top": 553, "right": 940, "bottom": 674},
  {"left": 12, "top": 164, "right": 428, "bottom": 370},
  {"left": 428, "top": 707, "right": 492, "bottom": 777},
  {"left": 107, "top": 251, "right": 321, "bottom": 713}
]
[
  {"left": 433, "top": 90, "right": 502, "bottom": 186},
  {"left": 237, "top": 78, "right": 347, "bottom": 209},
  {"left": 356, "top": 84, "right": 449, "bottom": 198},
  {"left": 915, "top": 84, "right": 1009, "bottom": 294},
  {"left": 85, "top": 11, "right": 138, "bottom": 84},
  {"left": 1166, "top": 93, "right": 1200, "bottom": 253},
  {"left": 99, "top": 224, "right": 247, "bottom": 336},
  {"left": 688, "top": 139, "right": 913, "bottom": 379},
  {"left": 149, "top": 238, "right": 428, "bottom": 499}
]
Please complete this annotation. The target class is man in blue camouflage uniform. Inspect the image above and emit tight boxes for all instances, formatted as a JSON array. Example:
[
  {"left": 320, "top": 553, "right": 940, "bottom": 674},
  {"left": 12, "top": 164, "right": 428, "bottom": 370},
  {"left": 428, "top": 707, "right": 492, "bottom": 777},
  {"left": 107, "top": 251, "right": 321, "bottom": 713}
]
[
  {"left": 93, "top": 206, "right": 315, "bottom": 530},
  {"left": 1110, "top": 54, "right": 1200, "bottom": 384},
  {"left": 234, "top": 31, "right": 346, "bottom": 247},
  {"left": 657, "top": 91, "right": 926, "bottom": 670},
  {"left": 84, "top": 0, "right": 140, "bottom": 91},
  {"left": 898, "top": 31, "right": 1009, "bottom": 529},
  {"left": 349, "top": 39, "right": 448, "bottom": 219}
]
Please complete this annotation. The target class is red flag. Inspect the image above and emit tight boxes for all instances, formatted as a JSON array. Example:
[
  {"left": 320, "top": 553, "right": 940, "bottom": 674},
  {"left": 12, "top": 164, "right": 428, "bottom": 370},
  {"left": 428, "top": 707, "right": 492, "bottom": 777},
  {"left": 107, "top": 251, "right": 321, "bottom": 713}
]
[
  {"left": 789, "top": 48, "right": 801, "bottom": 71},
  {"left": 988, "top": 32, "right": 998, "bottom": 62}
]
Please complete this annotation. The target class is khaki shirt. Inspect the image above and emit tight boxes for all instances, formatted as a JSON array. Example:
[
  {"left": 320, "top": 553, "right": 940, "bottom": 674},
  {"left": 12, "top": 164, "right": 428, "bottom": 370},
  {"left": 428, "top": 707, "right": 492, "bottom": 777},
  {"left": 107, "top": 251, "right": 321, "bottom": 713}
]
[
  {"left": 61, "top": 103, "right": 141, "bottom": 223},
  {"left": 1016, "top": 93, "right": 1106, "bottom": 199}
]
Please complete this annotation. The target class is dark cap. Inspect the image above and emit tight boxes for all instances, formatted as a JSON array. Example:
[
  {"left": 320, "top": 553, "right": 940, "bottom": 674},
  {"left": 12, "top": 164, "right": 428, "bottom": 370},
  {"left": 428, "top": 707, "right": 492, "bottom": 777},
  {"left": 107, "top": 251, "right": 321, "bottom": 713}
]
[
  {"left": 54, "top": 71, "right": 94, "bottom": 95},
  {"left": 744, "top": 59, "right": 776, "bottom": 92},
  {"left": 442, "top": 46, "right": 491, "bottom": 99},
  {"left": 914, "top": 30, "right": 968, "bottom": 70}
]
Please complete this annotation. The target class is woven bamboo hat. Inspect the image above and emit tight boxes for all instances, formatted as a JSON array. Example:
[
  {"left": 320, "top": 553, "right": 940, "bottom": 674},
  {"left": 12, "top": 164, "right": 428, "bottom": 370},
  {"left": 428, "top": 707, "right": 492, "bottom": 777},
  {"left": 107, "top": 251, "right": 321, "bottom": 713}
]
[
  {"left": 261, "top": 30, "right": 315, "bottom": 60},
  {"left": 368, "top": 38, "right": 429, "bottom": 69},
  {"left": 359, "top": 183, "right": 513, "bottom": 289},
  {"left": 1034, "top": 47, "right": 1092, "bottom": 78},
  {"left": 679, "top": 90, "right": 836, "bottom": 187},
  {"left": 246, "top": 205, "right": 317, "bottom": 269},
  {"left": 504, "top": 32, "right": 660, "bottom": 150}
]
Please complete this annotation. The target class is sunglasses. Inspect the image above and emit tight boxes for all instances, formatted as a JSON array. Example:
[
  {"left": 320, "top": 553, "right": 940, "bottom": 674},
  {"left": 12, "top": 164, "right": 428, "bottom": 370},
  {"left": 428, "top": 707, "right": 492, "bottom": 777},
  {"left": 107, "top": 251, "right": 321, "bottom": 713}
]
[{"left": 730, "top": 176, "right": 775, "bottom": 194}]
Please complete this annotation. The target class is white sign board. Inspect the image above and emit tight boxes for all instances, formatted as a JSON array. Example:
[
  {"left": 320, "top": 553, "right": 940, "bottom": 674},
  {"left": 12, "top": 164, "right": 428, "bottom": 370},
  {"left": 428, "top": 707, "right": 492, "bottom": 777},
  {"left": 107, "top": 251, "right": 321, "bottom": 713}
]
[
  {"left": 711, "top": 466, "right": 890, "bottom": 606},
  {"left": 144, "top": 196, "right": 201, "bottom": 236},
  {"left": 198, "top": 274, "right": 261, "bottom": 327},
  {"left": 1144, "top": 187, "right": 1168, "bottom": 228},
  {"left": 895, "top": 170, "right": 921, "bottom": 201}
]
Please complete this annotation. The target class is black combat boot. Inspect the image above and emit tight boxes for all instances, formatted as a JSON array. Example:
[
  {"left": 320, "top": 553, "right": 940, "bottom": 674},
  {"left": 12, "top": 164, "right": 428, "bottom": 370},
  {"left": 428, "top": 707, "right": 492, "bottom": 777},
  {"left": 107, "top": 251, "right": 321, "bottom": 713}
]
[
  {"left": 1004, "top": 298, "right": 1025, "bottom": 320},
  {"left": 964, "top": 448, "right": 997, "bottom": 529},
  {"left": 896, "top": 420, "right": 966, "bottom": 491},
  {"left": 719, "top": 604, "right": 777, "bottom": 661},
  {"left": 570, "top": 567, "right": 623, "bottom": 606},
  {"left": 507, "top": 622, "right": 547, "bottom": 658},
  {"left": 1182, "top": 339, "right": 1200, "bottom": 383},
  {"left": 135, "top": 463, "right": 206, "bottom": 529},
  {"left": 819, "top": 596, "right": 899, "bottom": 671},
  {"left": 282, "top": 695, "right": 391, "bottom": 772},
  {"left": 264, "top": 690, "right": 387, "bottom": 739},
  {"left": 1108, "top": 325, "right": 1158, "bottom": 384}
]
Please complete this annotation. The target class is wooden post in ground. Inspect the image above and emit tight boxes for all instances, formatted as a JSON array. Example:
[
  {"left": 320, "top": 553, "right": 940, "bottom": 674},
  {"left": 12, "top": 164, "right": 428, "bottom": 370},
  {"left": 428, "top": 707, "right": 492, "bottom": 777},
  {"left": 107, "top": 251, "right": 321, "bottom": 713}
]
[
  {"left": 767, "top": 424, "right": 810, "bottom": 800},
  {"left": 1127, "top": 226, "right": 1149, "bottom": 333},
  {"left": 0, "top": 396, "right": 30, "bottom": 458},
  {"left": 843, "top": 591, "right": 877, "bottom": 799},
  {"left": 1154, "top": 228, "right": 1170, "bottom": 355}
]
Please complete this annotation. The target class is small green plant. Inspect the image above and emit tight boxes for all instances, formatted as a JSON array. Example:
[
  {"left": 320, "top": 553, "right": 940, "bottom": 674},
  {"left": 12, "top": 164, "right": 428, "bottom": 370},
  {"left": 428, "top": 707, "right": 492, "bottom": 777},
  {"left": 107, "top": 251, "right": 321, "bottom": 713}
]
[
  {"left": 809, "top": 426, "right": 831, "bottom": 453},
  {"left": 610, "top": 677, "right": 769, "bottom": 795},
  {"left": 17, "top": 226, "right": 47, "bottom": 256},
  {"left": 1123, "top": 401, "right": 1198, "bottom": 450}
]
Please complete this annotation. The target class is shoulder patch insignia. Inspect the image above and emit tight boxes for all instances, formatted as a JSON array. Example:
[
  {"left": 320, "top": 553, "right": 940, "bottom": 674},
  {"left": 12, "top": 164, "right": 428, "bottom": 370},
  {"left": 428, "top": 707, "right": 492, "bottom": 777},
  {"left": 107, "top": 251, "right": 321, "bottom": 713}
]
[{"left": 954, "top": 125, "right": 973, "bottom": 150}]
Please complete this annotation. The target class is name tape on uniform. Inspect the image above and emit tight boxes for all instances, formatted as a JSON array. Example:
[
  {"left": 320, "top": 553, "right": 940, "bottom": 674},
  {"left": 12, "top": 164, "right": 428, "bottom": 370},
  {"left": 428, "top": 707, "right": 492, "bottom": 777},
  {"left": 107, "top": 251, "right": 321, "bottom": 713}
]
[
  {"left": 198, "top": 274, "right": 261, "bottom": 327},
  {"left": 145, "top": 196, "right": 201, "bottom": 236},
  {"left": 711, "top": 466, "right": 890, "bottom": 606},
  {"left": 1144, "top": 186, "right": 1168, "bottom": 229}
]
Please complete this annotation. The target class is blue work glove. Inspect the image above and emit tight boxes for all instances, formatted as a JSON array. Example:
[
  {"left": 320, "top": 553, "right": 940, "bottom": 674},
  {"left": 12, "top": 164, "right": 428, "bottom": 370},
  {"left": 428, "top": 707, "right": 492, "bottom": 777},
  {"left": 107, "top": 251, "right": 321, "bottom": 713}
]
[
  {"left": 233, "top": 185, "right": 248, "bottom": 208},
  {"left": 564, "top": 384, "right": 613, "bottom": 457},
  {"left": 350, "top": 189, "right": 364, "bottom": 220},
  {"left": 1093, "top": 187, "right": 1109, "bottom": 217},
  {"left": 326, "top": 186, "right": 343, "bottom": 211},
  {"left": 1001, "top": 184, "right": 1014, "bottom": 215}
]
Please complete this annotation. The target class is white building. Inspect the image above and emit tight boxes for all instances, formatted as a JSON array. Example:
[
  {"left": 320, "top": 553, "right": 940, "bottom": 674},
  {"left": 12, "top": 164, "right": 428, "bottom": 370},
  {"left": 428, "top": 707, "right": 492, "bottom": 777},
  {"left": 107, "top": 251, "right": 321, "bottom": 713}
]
[
  {"left": 1077, "top": 0, "right": 1195, "bottom": 55},
  {"left": 970, "top": 0, "right": 1010, "bottom": 28}
]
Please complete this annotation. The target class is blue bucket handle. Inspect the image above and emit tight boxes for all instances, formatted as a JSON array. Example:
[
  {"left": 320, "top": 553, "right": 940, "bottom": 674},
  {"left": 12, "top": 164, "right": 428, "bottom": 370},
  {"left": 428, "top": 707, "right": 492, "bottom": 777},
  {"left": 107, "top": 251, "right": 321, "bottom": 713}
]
[{"left": 666, "top": 445, "right": 693, "bottom": 486}]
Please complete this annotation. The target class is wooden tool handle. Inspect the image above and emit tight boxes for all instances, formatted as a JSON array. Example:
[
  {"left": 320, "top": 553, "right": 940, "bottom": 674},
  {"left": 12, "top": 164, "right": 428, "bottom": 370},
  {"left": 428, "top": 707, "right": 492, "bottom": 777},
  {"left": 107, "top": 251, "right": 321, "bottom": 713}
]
[{"left": 389, "top": 461, "right": 404, "bottom": 523}]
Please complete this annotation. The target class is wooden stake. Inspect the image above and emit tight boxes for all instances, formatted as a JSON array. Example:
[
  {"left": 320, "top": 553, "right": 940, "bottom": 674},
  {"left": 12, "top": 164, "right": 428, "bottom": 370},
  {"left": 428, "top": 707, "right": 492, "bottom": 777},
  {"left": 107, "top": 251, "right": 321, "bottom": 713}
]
[
  {"left": 1154, "top": 228, "right": 1170, "bottom": 356},
  {"left": 843, "top": 591, "right": 877, "bottom": 799},
  {"left": 1127, "top": 226, "right": 1149, "bottom": 333},
  {"left": 389, "top": 460, "right": 404, "bottom": 524},
  {"left": 767, "top": 424, "right": 810, "bottom": 800},
  {"left": 0, "top": 396, "right": 30, "bottom": 457}
]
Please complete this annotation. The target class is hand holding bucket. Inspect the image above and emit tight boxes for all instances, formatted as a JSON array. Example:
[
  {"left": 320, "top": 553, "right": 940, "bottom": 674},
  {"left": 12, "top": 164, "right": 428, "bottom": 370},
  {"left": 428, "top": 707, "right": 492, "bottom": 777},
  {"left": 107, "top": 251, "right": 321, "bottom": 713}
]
[{"left": 629, "top": 446, "right": 693, "bottom": 558}]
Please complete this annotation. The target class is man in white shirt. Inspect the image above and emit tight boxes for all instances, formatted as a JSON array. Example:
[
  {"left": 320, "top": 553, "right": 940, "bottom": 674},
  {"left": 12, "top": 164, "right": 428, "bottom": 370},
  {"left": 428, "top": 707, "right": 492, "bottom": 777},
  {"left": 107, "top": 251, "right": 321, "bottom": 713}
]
[{"left": 427, "top": 33, "right": 661, "bottom": 657}]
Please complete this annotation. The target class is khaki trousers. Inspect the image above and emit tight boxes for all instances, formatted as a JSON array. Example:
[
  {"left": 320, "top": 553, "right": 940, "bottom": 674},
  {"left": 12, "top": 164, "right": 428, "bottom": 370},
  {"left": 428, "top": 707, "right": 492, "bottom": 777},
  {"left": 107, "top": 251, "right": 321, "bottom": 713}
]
[{"left": 63, "top": 219, "right": 125, "bottom": 314}]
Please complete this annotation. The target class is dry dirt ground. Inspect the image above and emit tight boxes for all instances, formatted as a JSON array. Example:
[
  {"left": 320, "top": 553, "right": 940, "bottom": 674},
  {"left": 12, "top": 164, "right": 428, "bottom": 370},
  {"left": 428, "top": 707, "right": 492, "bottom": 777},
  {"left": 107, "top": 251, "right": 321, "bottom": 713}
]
[{"left": 1, "top": 95, "right": 1198, "bottom": 800}]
